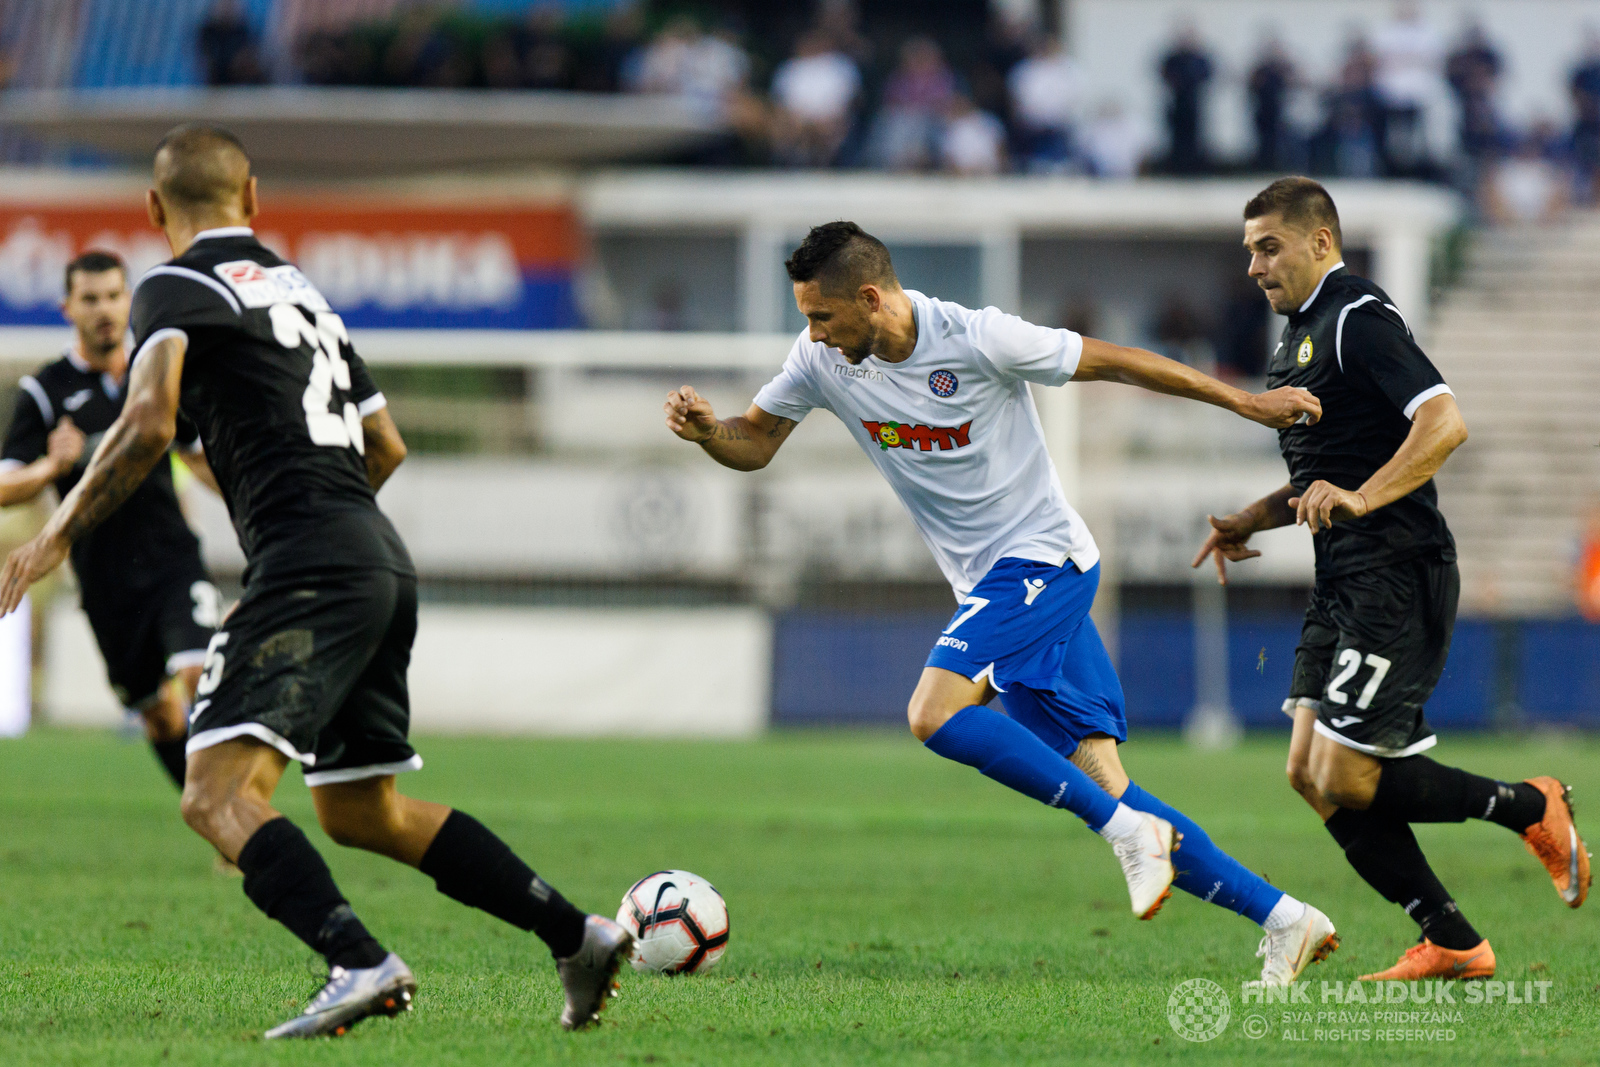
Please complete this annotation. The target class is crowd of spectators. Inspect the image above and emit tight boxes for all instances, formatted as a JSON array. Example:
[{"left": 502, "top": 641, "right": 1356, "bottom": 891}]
[{"left": 195, "top": 1, "right": 1600, "bottom": 207}]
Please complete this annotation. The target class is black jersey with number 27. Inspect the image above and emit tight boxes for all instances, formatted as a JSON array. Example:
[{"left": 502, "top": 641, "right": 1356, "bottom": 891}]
[
  {"left": 1265, "top": 265, "right": 1457, "bottom": 578},
  {"left": 129, "top": 229, "right": 411, "bottom": 580}
]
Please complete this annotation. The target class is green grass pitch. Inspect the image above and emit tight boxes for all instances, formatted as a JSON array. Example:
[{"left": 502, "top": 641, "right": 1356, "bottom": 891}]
[{"left": 2, "top": 727, "right": 1597, "bottom": 1066}]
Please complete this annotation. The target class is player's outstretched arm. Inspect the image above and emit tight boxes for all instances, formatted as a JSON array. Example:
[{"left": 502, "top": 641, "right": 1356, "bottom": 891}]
[
  {"left": 0, "top": 418, "right": 84, "bottom": 507},
  {"left": 0, "top": 335, "right": 185, "bottom": 614},
  {"left": 665, "top": 386, "right": 796, "bottom": 472},
  {"left": 361, "top": 407, "right": 407, "bottom": 491},
  {"left": 1290, "top": 393, "right": 1467, "bottom": 533},
  {"left": 1072, "top": 337, "right": 1321, "bottom": 429},
  {"left": 1191, "top": 483, "right": 1298, "bottom": 584}
]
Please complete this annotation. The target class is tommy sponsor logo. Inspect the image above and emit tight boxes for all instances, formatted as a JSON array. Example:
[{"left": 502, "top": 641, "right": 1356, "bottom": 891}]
[
  {"left": 935, "top": 634, "right": 969, "bottom": 652},
  {"left": 1023, "top": 578, "right": 1047, "bottom": 605},
  {"left": 834, "top": 363, "right": 885, "bottom": 382},
  {"left": 861, "top": 418, "right": 973, "bottom": 452}
]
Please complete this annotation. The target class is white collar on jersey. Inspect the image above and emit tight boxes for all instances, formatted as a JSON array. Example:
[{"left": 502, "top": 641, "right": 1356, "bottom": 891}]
[
  {"left": 1298, "top": 261, "right": 1346, "bottom": 313},
  {"left": 191, "top": 226, "right": 254, "bottom": 242},
  {"left": 62, "top": 341, "right": 126, "bottom": 397}
]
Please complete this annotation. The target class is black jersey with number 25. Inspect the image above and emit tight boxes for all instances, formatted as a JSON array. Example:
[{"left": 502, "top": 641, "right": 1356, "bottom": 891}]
[
  {"left": 129, "top": 229, "right": 410, "bottom": 580},
  {"left": 1265, "top": 265, "right": 1456, "bottom": 578}
]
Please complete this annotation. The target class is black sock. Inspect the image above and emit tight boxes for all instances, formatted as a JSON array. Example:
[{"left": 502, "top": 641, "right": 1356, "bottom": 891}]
[
  {"left": 150, "top": 738, "right": 187, "bottom": 790},
  {"left": 1416, "top": 901, "right": 1482, "bottom": 952},
  {"left": 1324, "top": 807, "right": 1482, "bottom": 950},
  {"left": 419, "top": 809, "right": 587, "bottom": 958},
  {"left": 237, "top": 817, "right": 388, "bottom": 970},
  {"left": 1370, "top": 756, "right": 1547, "bottom": 831}
]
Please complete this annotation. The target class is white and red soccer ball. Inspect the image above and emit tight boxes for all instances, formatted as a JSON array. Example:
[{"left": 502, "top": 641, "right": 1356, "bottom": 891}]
[{"left": 615, "top": 870, "right": 729, "bottom": 974}]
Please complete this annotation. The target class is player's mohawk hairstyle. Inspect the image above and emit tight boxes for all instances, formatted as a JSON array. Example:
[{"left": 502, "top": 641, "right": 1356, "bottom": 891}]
[
  {"left": 1244, "top": 176, "right": 1342, "bottom": 247},
  {"left": 785, "top": 221, "right": 899, "bottom": 298}
]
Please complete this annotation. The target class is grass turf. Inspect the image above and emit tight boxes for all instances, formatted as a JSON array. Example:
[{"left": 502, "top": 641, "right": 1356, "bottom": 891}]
[{"left": 1, "top": 728, "right": 1597, "bottom": 1066}]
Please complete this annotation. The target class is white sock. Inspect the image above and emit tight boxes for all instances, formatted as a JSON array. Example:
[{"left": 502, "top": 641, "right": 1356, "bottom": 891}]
[
  {"left": 1262, "top": 894, "right": 1307, "bottom": 931},
  {"left": 1096, "top": 802, "right": 1145, "bottom": 841}
]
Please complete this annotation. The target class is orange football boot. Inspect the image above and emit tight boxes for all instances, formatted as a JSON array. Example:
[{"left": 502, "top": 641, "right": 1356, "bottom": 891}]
[
  {"left": 1520, "top": 777, "right": 1591, "bottom": 908},
  {"left": 1359, "top": 938, "right": 1495, "bottom": 981}
]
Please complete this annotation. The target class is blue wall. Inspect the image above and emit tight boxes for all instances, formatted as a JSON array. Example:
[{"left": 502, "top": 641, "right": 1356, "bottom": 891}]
[{"left": 772, "top": 610, "right": 1509, "bottom": 728}]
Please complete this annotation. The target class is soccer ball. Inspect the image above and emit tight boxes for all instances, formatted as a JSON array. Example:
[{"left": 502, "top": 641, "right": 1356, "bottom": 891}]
[{"left": 615, "top": 870, "right": 729, "bottom": 974}]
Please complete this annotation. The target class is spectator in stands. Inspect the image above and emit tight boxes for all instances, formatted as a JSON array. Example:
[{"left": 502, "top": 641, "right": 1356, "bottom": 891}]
[
  {"left": 482, "top": 6, "right": 575, "bottom": 91},
  {"left": 383, "top": 4, "right": 470, "bottom": 88},
  {"left": 572, "top": 3, "right": 644, "bottom": 94},
  {"left": 969, "top": 10, "right": 1032, "bottom": 122},
  {"left": 198, "top": 0, "right": 267, "bottom": 86},
  {"left": 1007, "top": 34, "right": 1081, "bottom": 173},
  {"left": 1158, "top": 22, "right": 1214, "bottom": 175},
  {"left": 1248, "top": 38, "right": 1296, "bottom": 172},
  {"left": 869, "top": 36, "right": 956, "bottom": 171},
  {"left": 1571, "top": 30, "right": 1600, "bottom": 205},
  {"left": 816, "top": 0, "right": 874, "bottom": 69},
  {"left": 1311, "top": 38, "right": 1384, "bottom": 178},
  {"left": 1446, "top": 20, "right": 1506, "bottom": 203},
  {"left": 1079, "top": 99, "right": 1144, "bottom": 179},
  {"left": 1152, "top": 294, "right": 1213, "bottom": 368},
  {"left": 1371, "top": 1, "right": 1444, "bottom": 176},
  {"left": 939, "top": 94, "right": 1006, "bottom": 176},
  {"left": 1484, "top": 121, "right": 1572, "bottom": 224},
  {"left": 770, "top": 30, "right": 861, "bottom": 168},
  {"left": 1212, "top": 274, "right": 1271, "bottom": 379}
]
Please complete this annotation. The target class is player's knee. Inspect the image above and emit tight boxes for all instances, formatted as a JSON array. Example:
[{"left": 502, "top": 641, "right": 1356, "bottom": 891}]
[
  {"left": 1285, "top": 756, "right": 1314, "bottom": 798},
  {"left": 179, "top": 781, "right": 224, "bottom": 837},
  {"left": 906, "top": 697, "right": 951, "bottom": 742}
]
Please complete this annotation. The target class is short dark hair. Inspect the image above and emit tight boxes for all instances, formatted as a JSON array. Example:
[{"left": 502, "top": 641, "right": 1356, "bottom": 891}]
[
  {"left": 153, "top": 123, "right": 252, "bottom": 209},
  {"left": 64, "top": 250, "right": 126, "bottom": 297},
  {"left": 1244, "top": 176, "right": 1342, "bottom": 247},
  {"left": 784, "top": 221, "right": 899, "bottom": 297}
]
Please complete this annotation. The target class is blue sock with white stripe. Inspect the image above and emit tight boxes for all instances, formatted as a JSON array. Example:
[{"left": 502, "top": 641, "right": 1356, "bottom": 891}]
[
  {"left": 923, "top": 706, "right": 1119, "bottom": 830},
  {"left": 1119, "top": 781, "right": 1285, "bottom": 925}
]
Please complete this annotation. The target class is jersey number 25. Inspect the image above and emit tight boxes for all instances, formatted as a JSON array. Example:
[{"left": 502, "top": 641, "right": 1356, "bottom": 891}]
[{"left": 269, "top": 303, "right": 365, "bottom": 455}]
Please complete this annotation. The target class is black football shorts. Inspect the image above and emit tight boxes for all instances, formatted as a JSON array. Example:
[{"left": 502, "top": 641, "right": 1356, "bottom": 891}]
[
  {"left": 185, "top": 567, "right": 421, "bottom": 786},
  {"left": 1287, "top": 553, "right": 1458, "bottom": 759},
  {"left": 87, "top": 564, "right": 219, "bottom": 710}
]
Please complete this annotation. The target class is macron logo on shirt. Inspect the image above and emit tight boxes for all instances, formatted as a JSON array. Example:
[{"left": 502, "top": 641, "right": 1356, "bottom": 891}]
[{"left": 861, "top": 419, "right": 973, "bottom": 452}]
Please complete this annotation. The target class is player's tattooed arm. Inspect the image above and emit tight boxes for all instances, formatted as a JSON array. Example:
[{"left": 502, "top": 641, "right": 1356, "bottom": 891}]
[
  {"left": 0, "top": 335, "right": 185, "bottom": 614},
  {"left": 361, "top": 407, "right": 408, "bottom": 491},
  {"left": 665, "top": 387, "right": 797, "bottom": 471}
]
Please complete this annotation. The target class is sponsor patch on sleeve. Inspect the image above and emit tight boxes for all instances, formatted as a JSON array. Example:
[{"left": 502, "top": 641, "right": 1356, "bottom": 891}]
[{"left": 214, "top": 261, "right": 331, "bottom": 312}]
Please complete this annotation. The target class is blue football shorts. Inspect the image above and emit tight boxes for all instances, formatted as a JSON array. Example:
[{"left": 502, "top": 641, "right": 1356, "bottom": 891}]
[{"left": 924, "top": 558, "right": 1127, "bottom": 755}]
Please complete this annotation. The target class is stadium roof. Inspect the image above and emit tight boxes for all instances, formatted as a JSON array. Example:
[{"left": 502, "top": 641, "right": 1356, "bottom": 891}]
[{"left": 0, "top": 88, "right": 726, "bottom": 176}]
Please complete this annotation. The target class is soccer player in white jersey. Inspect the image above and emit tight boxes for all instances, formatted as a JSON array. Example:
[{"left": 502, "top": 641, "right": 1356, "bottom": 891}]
[{"left": 665, "top": 222, "right": 1338, "bottom": 984}]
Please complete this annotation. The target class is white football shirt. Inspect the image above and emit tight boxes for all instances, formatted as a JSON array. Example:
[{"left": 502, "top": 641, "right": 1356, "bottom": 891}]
[{"left": 753, "top": 289, "right": 1099, "bottom": 599}]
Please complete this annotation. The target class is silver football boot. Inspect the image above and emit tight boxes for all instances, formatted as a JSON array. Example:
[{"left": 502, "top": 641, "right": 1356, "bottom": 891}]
[
  {"left": 556, "top": 915, "right": 634, "bottom": 1031},
  {"left": 264, "top": 953, "right": 416, "bottom": 1039}
]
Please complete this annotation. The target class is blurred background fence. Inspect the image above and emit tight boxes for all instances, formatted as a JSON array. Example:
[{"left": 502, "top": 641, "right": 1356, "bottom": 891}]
[{"left": 0, "top": 0, "right": 1597, "bottom": 737}]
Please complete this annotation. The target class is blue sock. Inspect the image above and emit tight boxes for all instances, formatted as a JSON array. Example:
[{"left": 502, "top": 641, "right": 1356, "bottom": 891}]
[
  {"left": 1120, "top": 782, "right": 1284, "bottom": 925},
  {"left": 924, "top": 706, "right": 1119, "bottom": 830}
]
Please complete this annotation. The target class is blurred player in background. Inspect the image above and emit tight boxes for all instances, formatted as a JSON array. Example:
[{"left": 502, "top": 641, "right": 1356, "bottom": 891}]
[
  {"left": 1195, "top": 176, "right": 1590, "bottom": 981},
  {"left": 0, "top": 250, "right": 221, "bottom": 791},
  {"left": 0, "top": 126, "right": 634, "bottom": 1038},
  {"left": 667, "top": 221, "right": 1339, "bottom": 986}
]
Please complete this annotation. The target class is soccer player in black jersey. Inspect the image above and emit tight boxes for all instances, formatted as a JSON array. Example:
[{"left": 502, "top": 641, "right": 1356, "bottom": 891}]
[
  {"left": 0, "top": 126, "right": 632, "bottom": 1037},
  {"left": 0, "top": 250, "right": 221, "bottom": 790},
  {"left": 1194, "top": 177, "right": 1590, "bottom": 981}
]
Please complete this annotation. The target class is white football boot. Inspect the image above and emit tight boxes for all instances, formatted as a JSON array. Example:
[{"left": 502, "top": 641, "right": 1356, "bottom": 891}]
[
  {"left": 556, "top": 915, "right": 635, "bottom": 1031},
  {"left": 1109, "top": 812, "right": 1179, "bottom": 920},
  {"left": 1247, "top": 903, "right": 1340, "bottom": 987},
  {"left": 264, "top": 953, "right": 416, "bottom": 1039}
]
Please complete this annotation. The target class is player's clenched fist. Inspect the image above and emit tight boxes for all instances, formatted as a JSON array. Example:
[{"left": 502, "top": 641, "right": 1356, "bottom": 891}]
[
  {"left": 1238, "top": 386, "right": 1321, "bottom": 429},
  {"left": 664, "top": 385, "right": 717, "bottom": 443},
  {"left": 47, "top": 417, "right": 85, "bottom": 472}
]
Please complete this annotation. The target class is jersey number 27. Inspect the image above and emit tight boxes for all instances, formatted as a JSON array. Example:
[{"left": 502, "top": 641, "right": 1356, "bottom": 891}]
[{"left": 269, "top": 303, "right": 365, "bottom": 455}]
